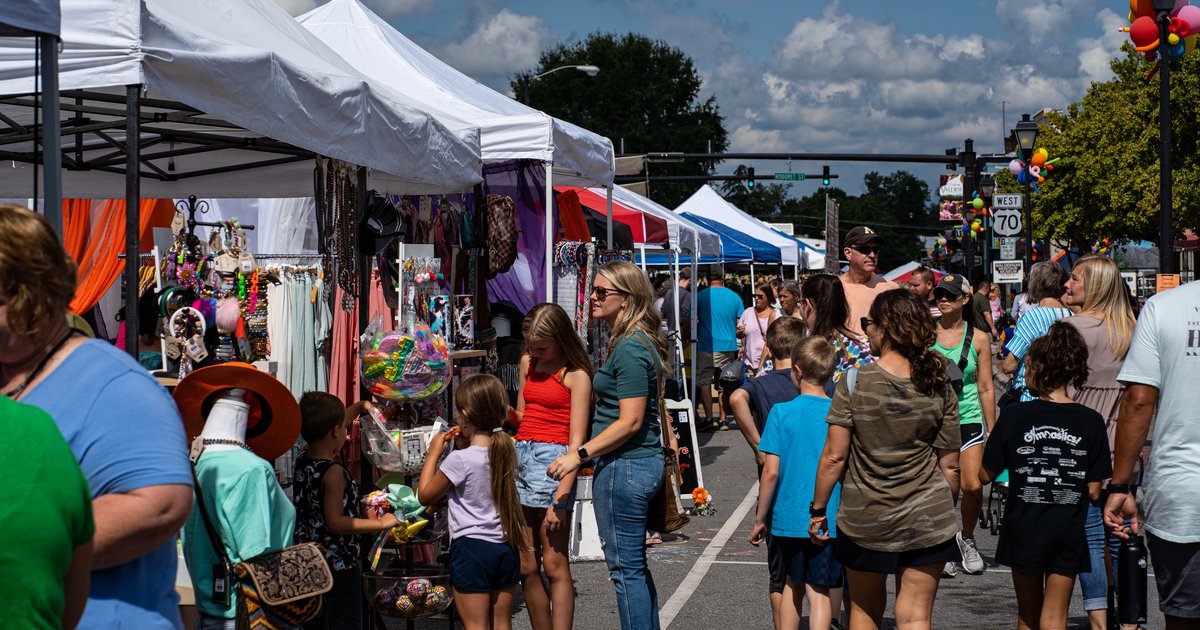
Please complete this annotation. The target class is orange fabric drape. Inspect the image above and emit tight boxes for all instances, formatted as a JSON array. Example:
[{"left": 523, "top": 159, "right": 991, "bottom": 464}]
[
  {"left": 62, "top": 199, "right": 90, "bottom": 262},
  {"left": 556, "top": 190, "right": 592, "bottom": 242},
  {"left": 67, "top": 198, "right": 175, "bottom": 315}
]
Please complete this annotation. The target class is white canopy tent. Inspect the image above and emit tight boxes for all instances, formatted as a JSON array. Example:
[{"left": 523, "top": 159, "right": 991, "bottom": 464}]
[
  {"left": 0, "top": 0, "right": 484, "bottom": 357},
  {"left": 600, "top": 185, "right": 722, "bottom": 263},
  {"left": 675, "top": 185, "right": 801, "bottom": 266},
  {"left": 297, "top": 0, "right": 617, "bottom": 300},
  {"left": 0, "top": 0, "right": 484, "bottom": 199}
]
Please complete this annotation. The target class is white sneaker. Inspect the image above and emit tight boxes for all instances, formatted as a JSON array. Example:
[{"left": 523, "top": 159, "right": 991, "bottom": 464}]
[
  {"left": 957, "top": 532, "right": 985, "bottom": 574},
  {"left": 941, "top": 561, "right": 958, "bottom": 578}
]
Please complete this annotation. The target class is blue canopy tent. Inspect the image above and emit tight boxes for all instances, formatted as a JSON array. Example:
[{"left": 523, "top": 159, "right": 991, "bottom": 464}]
[{"left": 683, "top": 213, "right": 780, "bottom": 263}]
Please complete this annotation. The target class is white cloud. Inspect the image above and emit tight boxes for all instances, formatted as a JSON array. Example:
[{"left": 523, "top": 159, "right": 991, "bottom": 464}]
[
  {"left": 437, "top": 9, "right": 551, "bottom": 76},
  {"left": 729, "top": 124, "right": 785, "bottom": 152},
  {"left": 365, "top": 0, "right": 433, "bottom": 18},
  {"left": 1078, "top": 8, "right": 1127, "bottom": 85}
]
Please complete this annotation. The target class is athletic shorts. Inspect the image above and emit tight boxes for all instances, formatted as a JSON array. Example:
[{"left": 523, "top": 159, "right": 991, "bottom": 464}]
[
  {"left": 766, "top": 532, "right": 786, "bottom": 593},
  {"left": 1148, "top": 533, "right": 1200, "bottom": 618},
  {"left": 834, "top": 534, "right": 960, "bottom": 575},
  {"left": 960, "top": 423, "right": 986, "bottom": 452},
  {"left": 696, "top": 351, "right": 737, "bottom": 390},
  {"left": 450, "top": 536, "right": 519, "bottom": 593},
  {"left": 777, "top": 536, "right": 845, "bottom": 588}
]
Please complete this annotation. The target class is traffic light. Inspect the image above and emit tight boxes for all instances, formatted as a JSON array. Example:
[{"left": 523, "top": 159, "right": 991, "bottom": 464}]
[
  {"left": 747, "top": 167, "right": 755, "bottom": 188},
  {"left": 821, "top": 165, "right": 831, "bottom": 186}
]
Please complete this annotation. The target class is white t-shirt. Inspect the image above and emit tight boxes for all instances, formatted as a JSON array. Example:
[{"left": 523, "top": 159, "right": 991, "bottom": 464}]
[{"left": 1116, "top": 280, "right": 1200, "bottom": 543}]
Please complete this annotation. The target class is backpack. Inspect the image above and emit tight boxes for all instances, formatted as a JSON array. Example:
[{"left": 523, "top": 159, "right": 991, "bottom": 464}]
[{"left": 485, "top": 194, "right": 518, "bottom": 278}]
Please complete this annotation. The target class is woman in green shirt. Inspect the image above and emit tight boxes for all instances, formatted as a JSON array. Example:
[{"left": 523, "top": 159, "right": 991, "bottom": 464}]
[
  {"left": 548, "top": 260, "right": 669, "bottom": 630},
  {"left": 930, "top": 274, "right": 995, "bottom": 576}
]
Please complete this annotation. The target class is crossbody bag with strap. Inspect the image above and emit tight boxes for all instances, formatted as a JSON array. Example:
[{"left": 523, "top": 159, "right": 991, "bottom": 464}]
[{"left": 190, "top": 446, "right": 332, "bottom": 630}]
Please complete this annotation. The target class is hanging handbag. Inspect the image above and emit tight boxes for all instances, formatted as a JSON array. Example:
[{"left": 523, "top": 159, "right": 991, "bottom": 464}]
[
  {"left": 191, "top": 453, "right": 333, "bottom": 630},
  {"left": 485, "top": 194, "right": 518, "bottom": 278},
  {"left": 943, "top": 322, "right": 974, "bottom": 395},
  {"left": 629, "top": 333, "right": 690, "bottom": 534}
]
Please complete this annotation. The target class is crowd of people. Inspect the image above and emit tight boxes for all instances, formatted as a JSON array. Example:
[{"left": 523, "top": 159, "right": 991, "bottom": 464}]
[{"left": 2, "top": 200, "right": 1198, "bottom": 630}]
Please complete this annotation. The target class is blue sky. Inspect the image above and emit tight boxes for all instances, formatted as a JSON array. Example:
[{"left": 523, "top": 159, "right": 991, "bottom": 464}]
[{"left": 277, "top": 0, "right": 1130, "bottom": 205}]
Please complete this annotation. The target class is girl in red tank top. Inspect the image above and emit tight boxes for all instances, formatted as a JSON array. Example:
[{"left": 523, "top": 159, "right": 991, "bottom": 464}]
[{"left": 511, "top": 303, "right": 592, "bottom": 630}]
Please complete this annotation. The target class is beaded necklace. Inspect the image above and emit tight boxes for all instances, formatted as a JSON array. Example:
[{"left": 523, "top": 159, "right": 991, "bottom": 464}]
[{"left": 201, "top": 438, "right": 253, "bottom": 452}]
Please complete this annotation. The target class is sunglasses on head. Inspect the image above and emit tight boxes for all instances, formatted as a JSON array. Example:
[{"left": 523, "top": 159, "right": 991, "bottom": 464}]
[{"left": 591, "top": 286, "right": 626, "bottom": 300}]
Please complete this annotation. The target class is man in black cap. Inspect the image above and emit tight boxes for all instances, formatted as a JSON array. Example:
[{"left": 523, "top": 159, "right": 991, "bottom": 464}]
[{"left": 840, "top": 226, "right": 898, "bottom": 336}]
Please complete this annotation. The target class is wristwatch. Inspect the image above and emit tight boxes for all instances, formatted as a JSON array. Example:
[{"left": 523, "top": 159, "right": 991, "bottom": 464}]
[
  {"left": 577, "top": 446, "right": 592, "bottom": 466},
  {"left": 809, "top": 502, "right": 827, "bottom": 518},
  {"left": 1107, "top": 483, "right": 1136, "bottom": 495}
]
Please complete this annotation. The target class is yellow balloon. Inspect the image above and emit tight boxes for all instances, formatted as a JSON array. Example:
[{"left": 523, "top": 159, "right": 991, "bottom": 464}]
[
  {"left": 1129, "top": 10, "right": 1136, "bottom": 23},
  {"left": 1031, "top": 147, "right": 1049, "bottom": 167},
  {"left": 1187, "top": 34, "right": 1197, "bottom": 55},
  {"left": 1169, "top": 33, "right": 1181, "bottom": 46}
]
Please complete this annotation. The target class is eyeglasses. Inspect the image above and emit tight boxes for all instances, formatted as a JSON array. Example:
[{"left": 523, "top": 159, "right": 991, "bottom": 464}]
[
  {"left": 933, "top": 291, "right": 958, "bottom": 302},
  {"left": 860, "top": 317, "right": 877, "bottom": 331},
  {"left": 851, "top": 246, "right": 881, "bottom": 255},
  {"left": 754, "top": 293, "right": 767, "bottom": 299},
  {"left": 591, "top": 286, "right": 626, "bottom": 301}
]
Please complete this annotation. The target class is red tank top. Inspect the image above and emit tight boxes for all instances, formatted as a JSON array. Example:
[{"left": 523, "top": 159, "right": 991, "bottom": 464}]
[{"left": 516, "top": 362, "right": 573, "bottom": 445}]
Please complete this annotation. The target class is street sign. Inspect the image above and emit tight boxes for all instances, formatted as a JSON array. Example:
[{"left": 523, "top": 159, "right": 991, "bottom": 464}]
[
  {"left": 993, "top": 193, "right": 1023, "bottom": 209},
  {"left": 993, "top": 207, "right": 1023, "bottom": 237},
  {"left": 1000, "top": 237, "right": 1017, "bottom": 260},
  {"left": 993, "top": 260, "right": 1025, "bottom": 284},
  {"left": 774, "top": 172, "right": 805, "bottom": 181}
]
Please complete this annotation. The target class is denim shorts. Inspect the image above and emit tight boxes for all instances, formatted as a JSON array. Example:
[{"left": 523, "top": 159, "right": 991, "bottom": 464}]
[{"left": 516, "top": 439, "right": 569, "bottom": 508}]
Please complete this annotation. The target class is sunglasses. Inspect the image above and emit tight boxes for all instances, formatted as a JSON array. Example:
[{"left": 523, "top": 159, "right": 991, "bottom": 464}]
[
  {"left": 591, "top": 286, "right": 626, "bottom": 301},
  {"left": 860, "top": 317, "right": 877, "bottom": 331},
  {"left": 755, "top": 293, "right": 767, "bottom": 299},
  {"left": 933, "top": 291, "right": 959, "bottom": 302},
  {"left": 851, "top": 246, "right": 881, "bottom": 255}
]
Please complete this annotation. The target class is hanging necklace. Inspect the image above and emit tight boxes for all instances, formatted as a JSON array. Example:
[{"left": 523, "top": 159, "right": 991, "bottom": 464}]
[
  {"left": 1, "top": 328, "right": 77, "bottom": 400},
  {"left": 202, "top": 438, "right": 253, "bottom": 452}
]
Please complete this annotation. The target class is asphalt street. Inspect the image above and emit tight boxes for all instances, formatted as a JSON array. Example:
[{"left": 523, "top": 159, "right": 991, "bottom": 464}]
[{"left": 403, "top": 427, "right": 1164, "bottom": 629}]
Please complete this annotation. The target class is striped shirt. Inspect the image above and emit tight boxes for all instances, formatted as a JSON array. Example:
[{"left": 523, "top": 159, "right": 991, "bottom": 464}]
[{"left": 1006, "top": 306, "right": 1073, "bottom": 401}]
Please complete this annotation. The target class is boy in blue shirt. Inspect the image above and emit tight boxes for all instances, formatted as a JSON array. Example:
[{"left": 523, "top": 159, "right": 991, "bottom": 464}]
[{"left": 748, "top": 336, "right": 843, "bottom": 630}]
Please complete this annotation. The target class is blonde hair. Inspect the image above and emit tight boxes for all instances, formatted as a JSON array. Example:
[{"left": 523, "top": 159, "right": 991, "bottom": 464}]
[
  {"left": 0, "top": 204, "right": 78, "bottom": 338},
  {"left": 790, "top": 335, "right": 837, "bottom": 384},
  {"left": 597, "top": 261, "right": 670, "bottom": 372},
  {"left": 453, "top": 375, "right": 529, "bottom": 553},
  {"left": 522, "top": 303, "right": 594, "bottom": 377},
  {"left": 1073, "top": 256, "right": 1136, "bottom": 360}
]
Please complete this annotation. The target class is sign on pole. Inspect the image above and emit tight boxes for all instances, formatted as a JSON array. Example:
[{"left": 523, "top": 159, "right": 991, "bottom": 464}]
[
  {"left": 993, "top": 193, "right": 1023, "bottom": 209},
  {"left": 1000, "top": 237, "right": 1017, "bottom": 260},
  {"left": 993, "top": 207, "right": 1023, "bottom": 237},
  {"left": 774, "top": 172, "right": 805, "bottom": 181},
  {"left": 992, "top": 260, "right": 1024, "bottom": 285},
  {"left": 824, "top": 195, "right": 839, "bottom": 273}
]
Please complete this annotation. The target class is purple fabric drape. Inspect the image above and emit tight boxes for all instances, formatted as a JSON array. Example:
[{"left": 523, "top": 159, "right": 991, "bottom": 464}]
[{"left": 483, "top": 160, "right": 554, "bottom": 314}]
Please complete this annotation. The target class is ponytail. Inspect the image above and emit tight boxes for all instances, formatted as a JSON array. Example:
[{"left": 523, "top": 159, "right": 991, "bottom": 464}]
[{"left": 488, "top": 431, "right": 528, "bottom": 553}]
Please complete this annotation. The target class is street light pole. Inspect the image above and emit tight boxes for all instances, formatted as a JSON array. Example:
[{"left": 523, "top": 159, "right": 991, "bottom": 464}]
[
  {"left": 1012, "top": 114, "right": 1039, "bottom": 274},
  {"left": 521, "top": 64, "right": 601, "bottom": 105},
  {"left": 1156, "top": 5, "right": 1175, "bottom": 274}
]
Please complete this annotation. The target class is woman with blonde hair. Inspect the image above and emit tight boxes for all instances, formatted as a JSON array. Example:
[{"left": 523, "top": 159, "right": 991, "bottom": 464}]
[
  {"left": 511, "top": 303, "right": 593, "bottom": 630},
  {"left": 1061, "top": 254, "right": 1138, "bottom": 630},
  {"left": 547, "top": 260, "right": 669, "bottom": 630}
]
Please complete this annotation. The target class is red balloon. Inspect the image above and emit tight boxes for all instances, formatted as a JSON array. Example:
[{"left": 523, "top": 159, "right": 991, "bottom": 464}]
[{"left": 1131, "top": 15, "right": 1160, "bottom": 49}]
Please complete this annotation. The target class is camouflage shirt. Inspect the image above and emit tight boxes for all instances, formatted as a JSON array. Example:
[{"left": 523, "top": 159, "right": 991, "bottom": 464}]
[{"left": 827, "top": 363, "right": 961, "bottom": 552}]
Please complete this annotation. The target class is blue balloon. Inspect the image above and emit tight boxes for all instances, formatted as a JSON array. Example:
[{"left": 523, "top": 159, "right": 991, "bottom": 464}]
[
  {"left": 1016, "top": 170, "right": 1030, "bottom": 185},
  {"left": 1169, "top": 41, "right": 1187, "bottom": 60}
]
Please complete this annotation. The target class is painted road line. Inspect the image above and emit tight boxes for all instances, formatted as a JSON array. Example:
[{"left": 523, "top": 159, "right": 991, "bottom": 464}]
[
  {"left": 711, "top": 560, "right": 768, "bottom": 566},
  {"left": 659, "top": 481, "right": 759, "bottom": 629}
]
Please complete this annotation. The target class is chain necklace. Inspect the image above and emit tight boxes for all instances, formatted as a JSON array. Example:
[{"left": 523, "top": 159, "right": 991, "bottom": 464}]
[
  {"left": 202, "top": 438, "right": 253, "bottom": 452},
  {"left": 1, "top": 328, "right": 76, "bottom": 400}
]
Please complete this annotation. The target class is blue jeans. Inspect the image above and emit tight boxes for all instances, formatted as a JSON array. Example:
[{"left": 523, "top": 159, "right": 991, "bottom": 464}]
[
  {"left": 1078, "top": 496, "right": 1124, "bottom": 611},
  {"left": 592, "top": 453, "right": 664, "bottom": 630}
]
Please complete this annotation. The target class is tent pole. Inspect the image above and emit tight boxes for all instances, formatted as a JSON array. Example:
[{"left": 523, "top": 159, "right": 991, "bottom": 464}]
[
  {"left": 640, "top": 245, "right": 647, "bottom": 273},
  {"left": 606, "top": 187, "right": 614, "bottom": 249},
  {"left": 123, "top": 84, "right": 141, "bottom": 361},
  {"left": 41, "top": 33, "right": 62, "bottom": 239},
  {"left": 690, "top": 255, "right": 698, "bottom": 407},
  {"left": 672, "top": 249, "right": 682, "bottom": 372},
  {"left": 749, "top": 262, "right": 756, "bottom": 295},
  {"left": 544, "top": 161, "right": 554, "bottom": 302}
]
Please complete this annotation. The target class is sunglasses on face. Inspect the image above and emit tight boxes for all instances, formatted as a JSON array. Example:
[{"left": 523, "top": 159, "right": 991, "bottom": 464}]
[
  {"left": 933, "top": 291, "right": 958, "bottom": 302},
  {"left": 860, "top": 317, "right": 877, "bottom": 331},
  {"left": 851, "top": 246, "right": 881, "bottom": 255},
  {"left": 591, "top": 286, "right": 626, "bottom": 301},
  {"left": 755, "top": 293, "right": 767, "bottom": 299}
]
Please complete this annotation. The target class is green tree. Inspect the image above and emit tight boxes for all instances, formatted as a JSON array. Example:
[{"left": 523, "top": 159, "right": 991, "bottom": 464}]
[
  {"left": 515, "top": 33, "right": 729, "bottom": 208},
  {"left": 1008, "top": 44, "right": 1200, "bottom": 248}
]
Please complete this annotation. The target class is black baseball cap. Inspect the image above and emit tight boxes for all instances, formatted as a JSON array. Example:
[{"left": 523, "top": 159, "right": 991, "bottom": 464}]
[
  {"left": 935, "top": 274, "right": 971, "bottom": 296},
  {"left": 844, "top": 226, "right": 884, "bottom": 249}
]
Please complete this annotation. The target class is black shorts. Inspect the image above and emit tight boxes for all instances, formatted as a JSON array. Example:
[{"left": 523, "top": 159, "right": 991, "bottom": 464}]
[
  {"left": 834, "top": 534, "right": 960, "bottom": 575},
  {"left": 777, "top": 536, "right": 845, "bottom": 588},
  {"left": 960, "top": 423, "right": 985, "bottom": 451},
  {"left": 766, "top": 532, "right": 786, "bottom": 593},
  {"left": 1147, "top": 533, "right": 1200, "bottom": 618},
  {"left": 450, "top": 536, "right": 519, "bottom": 593}
]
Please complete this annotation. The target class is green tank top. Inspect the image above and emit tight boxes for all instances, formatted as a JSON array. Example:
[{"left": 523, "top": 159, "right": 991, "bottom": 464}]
[{"left": 933, "top": 322, "right": 983, "bottom": 425}]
